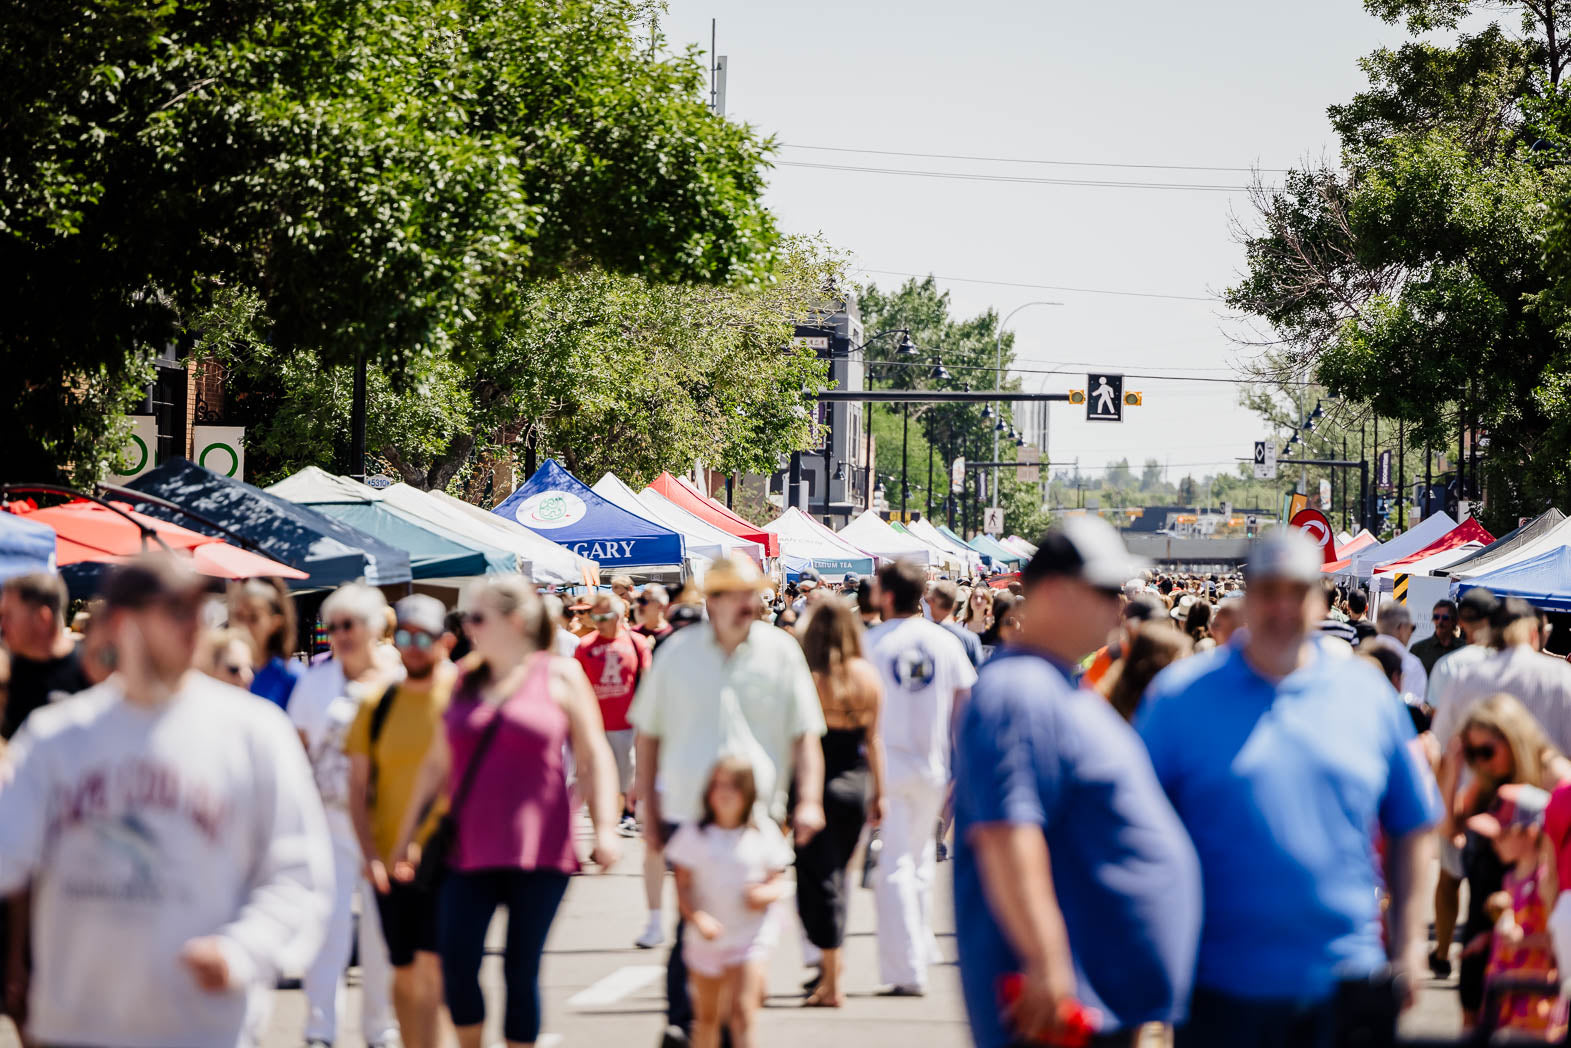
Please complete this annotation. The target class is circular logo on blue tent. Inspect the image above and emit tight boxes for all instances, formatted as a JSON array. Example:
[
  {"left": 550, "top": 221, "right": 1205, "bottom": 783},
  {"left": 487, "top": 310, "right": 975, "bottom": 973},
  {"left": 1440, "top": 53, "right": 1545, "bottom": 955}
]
[{"left": 514, "top": 491, "right": 588, "bottom": 530}]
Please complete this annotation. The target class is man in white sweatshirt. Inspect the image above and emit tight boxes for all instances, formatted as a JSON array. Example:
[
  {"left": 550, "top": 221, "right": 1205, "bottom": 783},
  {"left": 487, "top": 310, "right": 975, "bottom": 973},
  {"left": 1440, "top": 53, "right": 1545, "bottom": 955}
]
[{"left": 0, "top": 555, "right": 333, "bottom": 1048}]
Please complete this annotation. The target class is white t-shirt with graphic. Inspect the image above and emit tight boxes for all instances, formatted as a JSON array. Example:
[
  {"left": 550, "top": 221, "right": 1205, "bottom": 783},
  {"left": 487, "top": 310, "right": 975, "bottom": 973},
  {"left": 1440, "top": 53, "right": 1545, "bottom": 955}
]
[
  {"left": 866, "top": 615, "right": 978, "bottom": 786},
  {"left": 290, "top": 660, "right": 399, "bottom": 840}
]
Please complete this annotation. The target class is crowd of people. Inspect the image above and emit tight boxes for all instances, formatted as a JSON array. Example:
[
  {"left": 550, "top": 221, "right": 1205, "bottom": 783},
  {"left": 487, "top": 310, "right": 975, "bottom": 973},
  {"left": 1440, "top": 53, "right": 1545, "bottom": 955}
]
[{"left": 5, "top": 516, "right": 1571, "bottom": 1047}]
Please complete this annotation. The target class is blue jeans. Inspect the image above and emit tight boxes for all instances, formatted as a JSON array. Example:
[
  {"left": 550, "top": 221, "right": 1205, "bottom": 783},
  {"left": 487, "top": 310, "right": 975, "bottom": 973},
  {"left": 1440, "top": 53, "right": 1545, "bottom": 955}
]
[{"left": 438, "top": 867, "right": 570, "bottom": 1044}]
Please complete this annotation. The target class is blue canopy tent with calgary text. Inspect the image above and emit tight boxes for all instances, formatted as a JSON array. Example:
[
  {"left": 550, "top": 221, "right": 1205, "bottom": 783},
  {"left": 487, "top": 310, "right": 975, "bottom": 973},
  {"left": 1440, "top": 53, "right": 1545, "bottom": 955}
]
[
  {"left": 1453, "top": 545, "right": 1571, "bottom": 613},
  {"left": 491, "top": 459, "right": 685, "bottom": 569}
]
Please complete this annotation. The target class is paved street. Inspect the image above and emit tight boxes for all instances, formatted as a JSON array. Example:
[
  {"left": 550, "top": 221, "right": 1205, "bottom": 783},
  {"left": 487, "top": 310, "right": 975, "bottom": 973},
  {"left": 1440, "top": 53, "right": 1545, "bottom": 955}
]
[{"left": 0, "top": 823, "right": 1469, "bottom": 1048}]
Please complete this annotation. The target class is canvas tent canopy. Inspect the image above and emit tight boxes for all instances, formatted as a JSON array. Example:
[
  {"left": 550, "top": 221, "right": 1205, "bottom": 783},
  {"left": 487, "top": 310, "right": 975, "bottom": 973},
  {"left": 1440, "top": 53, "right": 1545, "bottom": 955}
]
[
  {"left": 0, "top": 512, "right": 55, "bottom": 581},
  {"left": 763, "top": 507, "right": 875, "bottom": 578},
  {"left": 269, "top": 467, "right": 516, "bottom": 580},
  {"left": 492, "top": 460, "right": 685, "bottom": 569},
  {"left": 591, "top": 473, "right": 749, "bottom": 567},
  {"left": 841, "top": 511, "right": 942, "bottom": 566},
  {"left": 1372, "top": 518, "right": 1495, "bottom": 576},
  {"left": 1454, "top": 546, "right": 1571, "bottom": 613},
  {"left": 889, "top": 520, "right": 966, "bottom": 575},
  {"left": 128, "top": 459, "right": 410, "bottom": 588},
  {"left": 1347, "top": 513, "right": 1458, "bottom": 577},
  {"left": 1446, "top": 510, "right": 1569, "bottom": 578},
  {"left": 634, "top": 485, "right": 764, "bottom": 566},
  {"left": 971, "top": 533, "right": 1026, "bottom": 568},
  {"left": 377, "top": 484, "right": 595, "bottom": 586},
  {"left": 648, "top": 473, "right": 780, "bottom": 557},
  {"left": 907, "top": 518, "right": 985, "bottom": 575}
]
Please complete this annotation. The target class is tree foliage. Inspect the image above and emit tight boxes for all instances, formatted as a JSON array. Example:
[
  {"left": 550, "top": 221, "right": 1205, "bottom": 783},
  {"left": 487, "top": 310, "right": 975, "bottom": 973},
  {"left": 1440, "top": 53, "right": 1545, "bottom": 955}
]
[
  {"left": 1, "top": 0, "right": 779, "bottom": 484},
  {"left": 1227, "top": 0, "right": 1571, "bottom": 528}
]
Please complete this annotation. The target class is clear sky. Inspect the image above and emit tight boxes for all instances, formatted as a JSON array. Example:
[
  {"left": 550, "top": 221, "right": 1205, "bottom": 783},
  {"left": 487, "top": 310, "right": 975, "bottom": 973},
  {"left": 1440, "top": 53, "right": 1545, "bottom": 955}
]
[{"left": 657, "top": 0, "right": 1415, "bottom": 484}]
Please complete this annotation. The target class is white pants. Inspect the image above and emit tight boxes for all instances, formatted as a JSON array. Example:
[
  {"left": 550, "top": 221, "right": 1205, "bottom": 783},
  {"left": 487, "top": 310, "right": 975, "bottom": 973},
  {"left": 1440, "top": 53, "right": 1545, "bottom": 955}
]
[
  {"left": 874, "top": 775, "right": 946, "bottom": 989},
  {"left": 304, "top": 828, "right": 397, "bottom": 1043},
  {"left": 1551, "top": 893, "right": 1571, "bottom": 999}
]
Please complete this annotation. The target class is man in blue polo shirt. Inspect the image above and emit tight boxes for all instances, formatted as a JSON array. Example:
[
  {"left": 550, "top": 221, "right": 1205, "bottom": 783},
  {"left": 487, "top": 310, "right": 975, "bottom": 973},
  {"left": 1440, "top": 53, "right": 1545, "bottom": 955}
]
[
  {"left": 953, "top": 517, "right": 1201, "bottom": 1048},
  {"left": 1139, "top": 530, "right": 1440, "bottom": 1046}
]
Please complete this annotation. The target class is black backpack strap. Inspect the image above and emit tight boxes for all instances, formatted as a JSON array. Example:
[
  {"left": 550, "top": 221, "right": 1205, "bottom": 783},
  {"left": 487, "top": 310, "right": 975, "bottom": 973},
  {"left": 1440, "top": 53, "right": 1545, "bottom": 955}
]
[{"left": 370, "top": 682, "right": 400, "bottom": 745}]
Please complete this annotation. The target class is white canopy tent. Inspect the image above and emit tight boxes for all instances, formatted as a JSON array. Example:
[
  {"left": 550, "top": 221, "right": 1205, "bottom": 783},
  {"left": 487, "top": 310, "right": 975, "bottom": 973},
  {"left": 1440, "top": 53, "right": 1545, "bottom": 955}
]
[
  {"left": 591, "top": 475, "right": 764, "bottom": 566},
  {"left": 589, "top": 473, "right": 726, "bottom": 566},
  {"left": 1452, "top": 516, "right": 1571, "bottom": 579},
  {"left": 907, "top": 517, "right": 985, "bottom": 575},
  {"left": 379, "top": 484, "right": 597, "bottom": 585},
  {"left": 1348, "top": 513, "right": 1456, "bottom": 578},
  {"left": 1001, "top": 535, "right": 1038, "bottom": 559},
  {"left": 840, "top": 511, "right": 942, "bottom": 566},
  {"left": 763, "top": 508, "right": 877, "bottom": 577}
]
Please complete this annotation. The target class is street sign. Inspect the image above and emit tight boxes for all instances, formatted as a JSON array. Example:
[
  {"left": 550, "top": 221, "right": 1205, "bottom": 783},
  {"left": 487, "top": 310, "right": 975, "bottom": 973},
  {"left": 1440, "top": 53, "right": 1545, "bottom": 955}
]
[
  {"left": 1377, "top": 450, "right": 1393, "bottom": 491},
  {"left": 1252, "top": 440, "right": 1276, "bottom": 480},
  {"left": 983, "top": 507, "right": 1004, "bottom": 535},
  {"left": 950, "top": 457, "right": 966, "bottom": 493},
  {"left": 1019, "top": 445, "right": 1039, "bottom": 484},
  {"left": 1085, "top": 374, "right": 1124, "bottom": 422}
]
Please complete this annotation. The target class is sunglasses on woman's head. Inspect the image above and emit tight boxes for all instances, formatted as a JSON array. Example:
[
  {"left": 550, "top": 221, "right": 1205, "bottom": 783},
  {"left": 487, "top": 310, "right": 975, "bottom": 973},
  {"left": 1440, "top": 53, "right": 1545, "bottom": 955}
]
[
  {"left": 1465, "top": 742, "right": 1498, "bottom": 764},
  {"left": 590, "top": 612, "right": 618, "bottom": 623}
]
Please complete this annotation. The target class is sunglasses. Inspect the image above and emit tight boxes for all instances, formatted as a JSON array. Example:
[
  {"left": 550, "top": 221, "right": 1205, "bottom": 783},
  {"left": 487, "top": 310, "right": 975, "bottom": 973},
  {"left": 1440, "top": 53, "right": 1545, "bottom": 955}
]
[
  {"left": 1465, "top": 742, "right": 1498, "bottom": 764},
  {"left": 1433, "top": 613, "right": 1455, "bottom": 623},
  {"left": 636, "top": 596, "right": 656, "bottom": 607},
  {"left": 463, "top": 611, "right": 488, "bottom": 627},
  {"left": 326, "top": 619, "right": 359, "bottom": 635},
  {"left": 590, "top": 612, "right": 618, "bottom": 623},
  {"left": 394, "top": 628, "right": 437, "bottom": 650}
]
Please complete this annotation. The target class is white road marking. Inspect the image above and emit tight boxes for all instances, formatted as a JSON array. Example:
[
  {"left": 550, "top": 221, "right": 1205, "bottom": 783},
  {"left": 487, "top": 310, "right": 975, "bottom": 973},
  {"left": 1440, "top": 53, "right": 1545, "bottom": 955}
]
[
  {"left": 537, "top": 1035, "right": 564, "bottom": 1048},
  {"left": 566, "top": 964, "right": 665, "bottom": 1008}
]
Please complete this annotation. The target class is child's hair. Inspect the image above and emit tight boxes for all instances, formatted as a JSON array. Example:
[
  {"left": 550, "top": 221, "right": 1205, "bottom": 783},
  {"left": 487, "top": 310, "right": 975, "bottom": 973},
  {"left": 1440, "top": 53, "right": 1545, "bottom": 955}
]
[{"left": 699, "top": 754, "right": 759, "bottom": 829}]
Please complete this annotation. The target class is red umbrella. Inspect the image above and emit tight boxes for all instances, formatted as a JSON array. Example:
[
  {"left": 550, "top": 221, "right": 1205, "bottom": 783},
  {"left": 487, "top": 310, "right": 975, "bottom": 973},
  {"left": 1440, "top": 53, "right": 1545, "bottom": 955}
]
[{"left": 10, "top": 501, "right": 306, "bottom": 580}]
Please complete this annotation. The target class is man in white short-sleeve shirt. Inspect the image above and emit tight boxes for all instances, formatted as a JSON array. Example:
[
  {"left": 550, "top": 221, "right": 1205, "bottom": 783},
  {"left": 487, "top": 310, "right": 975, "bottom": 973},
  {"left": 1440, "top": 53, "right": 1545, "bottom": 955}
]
[
  {"left": 628, "top": 553, "right": 825, "bottom": 1046},
  {"left": 865, "top": 559, "right": 978, "bottom": 996}
]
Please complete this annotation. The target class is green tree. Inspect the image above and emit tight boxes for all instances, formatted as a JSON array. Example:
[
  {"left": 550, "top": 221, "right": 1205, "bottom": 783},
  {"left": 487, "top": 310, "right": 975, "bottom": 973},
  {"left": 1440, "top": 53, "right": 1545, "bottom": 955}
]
[
  {"left": 1227, "top": 0, "right": 1571, "bottom": 530},
  {"left": 1, "top": 0, "right": 778, "bottom": 484},
  {"left": 218, "top": 236, "right": 845, "bottom": 490}
]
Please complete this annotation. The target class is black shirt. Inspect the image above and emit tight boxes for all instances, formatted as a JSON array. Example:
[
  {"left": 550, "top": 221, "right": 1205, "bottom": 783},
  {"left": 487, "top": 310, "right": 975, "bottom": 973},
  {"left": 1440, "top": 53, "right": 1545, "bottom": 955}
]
[{"left": 4, "top": 647, "right": 89, "bottom": 739}]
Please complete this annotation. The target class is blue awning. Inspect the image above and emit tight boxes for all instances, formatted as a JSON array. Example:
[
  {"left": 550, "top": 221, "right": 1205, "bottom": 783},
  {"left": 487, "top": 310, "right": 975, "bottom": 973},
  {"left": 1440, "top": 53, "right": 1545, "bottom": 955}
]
[
  {"left": 0, "top": 513, "right": 57, "bottom": 582},
  {"left": 1454, "top": 545, "right": 1571, "bottom": 613},
  {"left": 491, "top": 459, "right": 685, "bottom": 568},
  {"left": 128, "top": 459, "right": 412, "bottom": 588}
]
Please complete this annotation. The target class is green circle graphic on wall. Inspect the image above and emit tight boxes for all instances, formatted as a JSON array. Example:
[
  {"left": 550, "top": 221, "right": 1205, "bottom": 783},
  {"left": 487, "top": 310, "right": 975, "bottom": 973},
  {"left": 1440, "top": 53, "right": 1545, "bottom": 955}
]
[
  {"left": 198, "top": 442, "right": 240, "bottom": 477},
  {"left": 118, "top": 435, "right": 149, "bottom": 477}
]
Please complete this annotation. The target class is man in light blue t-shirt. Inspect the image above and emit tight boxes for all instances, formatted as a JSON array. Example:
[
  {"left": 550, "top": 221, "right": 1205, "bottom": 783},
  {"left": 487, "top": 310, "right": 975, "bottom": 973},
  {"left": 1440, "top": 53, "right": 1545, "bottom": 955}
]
[
  {"left": 953, "top": 518, "right": 1201, "bottom": 1048},
  {"left": 1139, "top": 530, "right": 1441, "bottom": 1046}
]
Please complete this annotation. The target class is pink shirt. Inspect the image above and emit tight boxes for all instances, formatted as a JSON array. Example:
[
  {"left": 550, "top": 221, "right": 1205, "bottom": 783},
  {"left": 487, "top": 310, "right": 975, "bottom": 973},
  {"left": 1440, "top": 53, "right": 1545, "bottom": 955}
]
[{"left": 445, "top": 654, "right": 577, "bottom": 874}]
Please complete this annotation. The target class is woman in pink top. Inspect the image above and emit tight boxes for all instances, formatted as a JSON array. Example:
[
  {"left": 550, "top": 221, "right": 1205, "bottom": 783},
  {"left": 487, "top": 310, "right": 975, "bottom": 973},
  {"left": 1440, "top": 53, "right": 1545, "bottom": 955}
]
[{"left": 394, "top": 576, "right": 620, "bottom": 1048}]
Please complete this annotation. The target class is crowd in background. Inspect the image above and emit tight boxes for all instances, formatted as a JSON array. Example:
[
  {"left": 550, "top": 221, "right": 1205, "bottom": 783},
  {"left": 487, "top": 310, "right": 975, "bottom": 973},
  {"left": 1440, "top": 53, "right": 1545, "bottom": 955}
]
[{"left": 5, "top": 523, "right": 1571, "bottom": 1048}]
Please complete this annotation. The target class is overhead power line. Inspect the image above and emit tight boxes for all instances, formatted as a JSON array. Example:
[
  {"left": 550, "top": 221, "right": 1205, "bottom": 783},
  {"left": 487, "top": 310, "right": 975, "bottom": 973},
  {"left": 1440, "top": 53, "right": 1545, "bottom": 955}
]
[
  {"left": 872, "top": 358, "right": 1293, "bottom": 385},
  {"left": 782, "top": 142, "right": 1292, "bottom": 175},
  {"left": 775, "top": 159, "right": 1256, "bottom": 193},
  {"left": 856, "top": 267, "right": 1221, "bottom": 303}
]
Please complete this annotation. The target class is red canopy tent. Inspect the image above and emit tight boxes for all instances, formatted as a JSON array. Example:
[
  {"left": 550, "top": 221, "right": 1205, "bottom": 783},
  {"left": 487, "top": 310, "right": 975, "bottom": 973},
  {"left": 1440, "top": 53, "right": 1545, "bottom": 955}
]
[
  {"left": 1322, "top": 530, "right": 1382, "bottom": 574},
  {"left": 647, "top": 474, "right": 780, "bottom": 557},
  {"left": 1373, "top": 518, "right": 1496, "bottom": 575},
  {"left": 11, "top": 501, "right": 307, "bottom": 580}
]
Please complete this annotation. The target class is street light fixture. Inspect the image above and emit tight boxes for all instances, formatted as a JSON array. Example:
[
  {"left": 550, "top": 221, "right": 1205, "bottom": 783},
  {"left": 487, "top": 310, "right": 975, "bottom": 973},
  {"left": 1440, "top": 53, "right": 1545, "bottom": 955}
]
[
  {"left": 930, "top": 358, "right": 949, "bottom": 381},
  {"left": 981, "top": 404, "right": 994, "bottom": 421},
  {"left": 897, "top": 333, "right": 918, "bottom": 356}
]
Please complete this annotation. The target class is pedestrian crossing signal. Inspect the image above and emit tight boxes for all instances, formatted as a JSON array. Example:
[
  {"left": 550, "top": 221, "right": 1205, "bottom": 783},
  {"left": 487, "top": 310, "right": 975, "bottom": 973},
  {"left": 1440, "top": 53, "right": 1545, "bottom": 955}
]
[
  {"left": 1068, "top": 390, "right": 1086, "bottom": 405},
  {"left": 1124, "top": 392, "right": 1143, "bottom": 406}
]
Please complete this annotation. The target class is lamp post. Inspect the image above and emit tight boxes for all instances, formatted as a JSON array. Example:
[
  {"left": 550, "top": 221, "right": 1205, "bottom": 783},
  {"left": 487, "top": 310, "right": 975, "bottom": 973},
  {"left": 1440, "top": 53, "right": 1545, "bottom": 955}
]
[
  {"left": 993, "top": 301, "right": 1063, "bottom": 509},
  {"left": 857, "top": 329, "right": 917, "bottom": 511}
]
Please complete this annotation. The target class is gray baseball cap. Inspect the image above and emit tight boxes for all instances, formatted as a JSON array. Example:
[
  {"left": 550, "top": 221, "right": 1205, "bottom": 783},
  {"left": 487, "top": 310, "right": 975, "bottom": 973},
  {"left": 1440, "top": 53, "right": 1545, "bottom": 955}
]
[
  {"left": 1022, "top": 516, "right": 1150, "bottom": 591},
  {"left": 394, "top": 594, "right": 448, "bottom": 635},
  {"left": 1245, "top": 530, "right": 1323, "bottom": 585}
]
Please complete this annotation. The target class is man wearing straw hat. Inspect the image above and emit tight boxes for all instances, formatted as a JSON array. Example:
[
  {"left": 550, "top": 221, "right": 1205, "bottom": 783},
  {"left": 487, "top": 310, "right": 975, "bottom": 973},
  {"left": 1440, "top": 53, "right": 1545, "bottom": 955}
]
[{"left": 630, "top": 553, "right": 827, "bottom": 1048}]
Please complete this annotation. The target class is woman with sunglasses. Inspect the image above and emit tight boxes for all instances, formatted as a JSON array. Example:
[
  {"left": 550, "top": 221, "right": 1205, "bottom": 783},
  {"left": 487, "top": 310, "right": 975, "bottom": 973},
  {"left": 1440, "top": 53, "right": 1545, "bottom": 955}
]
[
  {"left": 290, "top": 583, "right": 399, "bottom": 1048},
  {"left": 393, "top": 575, "right": 620, "bottom": 1048},
  {"left": 1446, "top": 693, "right": 1571, "bottom": 1027}
]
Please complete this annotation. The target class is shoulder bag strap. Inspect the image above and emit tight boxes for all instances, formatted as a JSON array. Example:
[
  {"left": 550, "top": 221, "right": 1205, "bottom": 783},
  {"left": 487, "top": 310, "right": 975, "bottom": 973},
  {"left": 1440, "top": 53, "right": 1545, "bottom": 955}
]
[{"left": 448, "top": 656, "right": 541, "bottom": 818}]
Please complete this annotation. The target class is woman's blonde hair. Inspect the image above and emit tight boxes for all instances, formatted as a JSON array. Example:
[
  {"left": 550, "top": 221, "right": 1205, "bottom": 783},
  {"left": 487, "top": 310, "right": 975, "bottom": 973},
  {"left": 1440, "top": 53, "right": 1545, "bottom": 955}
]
[
  {"left": 459, "top": 576, "right": 552, "bottom": 654},
  {"left": 1461, "top": 692, "right": 1566, "bottom": 790}
]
